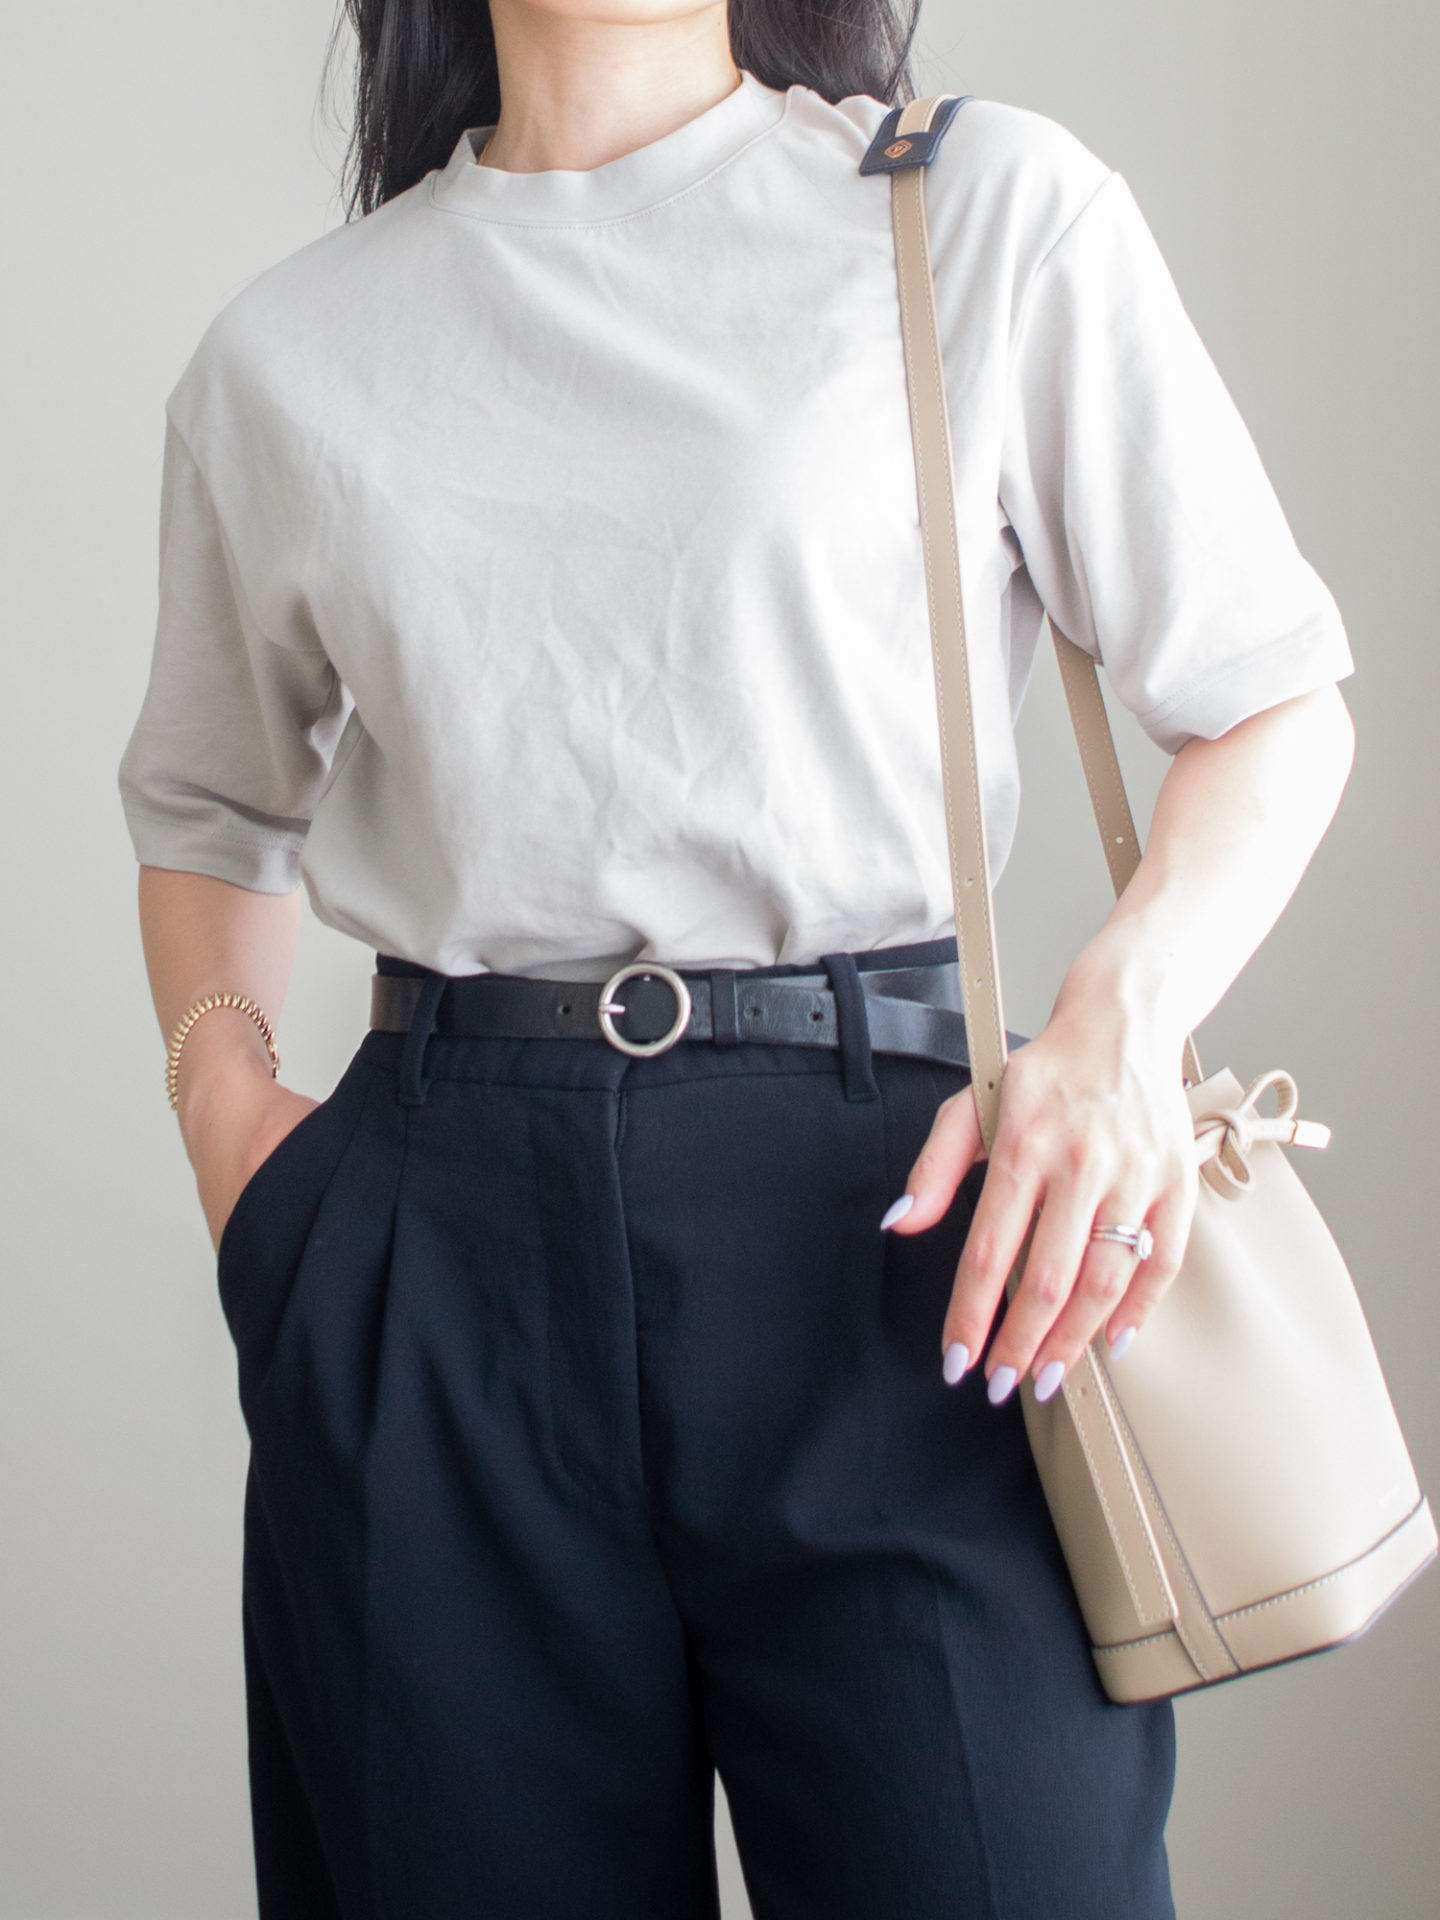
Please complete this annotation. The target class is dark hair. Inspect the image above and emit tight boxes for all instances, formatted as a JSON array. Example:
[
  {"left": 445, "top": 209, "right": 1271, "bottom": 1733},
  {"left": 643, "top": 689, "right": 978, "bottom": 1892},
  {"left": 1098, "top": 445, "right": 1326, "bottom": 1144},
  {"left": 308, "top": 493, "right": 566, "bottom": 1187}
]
[{"left": 336, "top": 0, "right": 921, "bottom": 218}]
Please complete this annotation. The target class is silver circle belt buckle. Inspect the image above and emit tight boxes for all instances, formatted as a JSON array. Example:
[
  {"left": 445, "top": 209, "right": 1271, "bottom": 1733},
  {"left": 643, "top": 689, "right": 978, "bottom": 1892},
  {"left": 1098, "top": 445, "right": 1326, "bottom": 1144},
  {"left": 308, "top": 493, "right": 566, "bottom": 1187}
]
[{"left": 596, "top": 962, "right": 694, "bottom": 1058}]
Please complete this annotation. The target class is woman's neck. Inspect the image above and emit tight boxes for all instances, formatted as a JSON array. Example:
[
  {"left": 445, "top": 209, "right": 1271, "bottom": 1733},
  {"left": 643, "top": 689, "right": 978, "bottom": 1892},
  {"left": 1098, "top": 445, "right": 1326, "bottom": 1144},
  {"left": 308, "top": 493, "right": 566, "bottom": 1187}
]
[{"left": 477, "top": 0, "right": 742, "bottom": 174}]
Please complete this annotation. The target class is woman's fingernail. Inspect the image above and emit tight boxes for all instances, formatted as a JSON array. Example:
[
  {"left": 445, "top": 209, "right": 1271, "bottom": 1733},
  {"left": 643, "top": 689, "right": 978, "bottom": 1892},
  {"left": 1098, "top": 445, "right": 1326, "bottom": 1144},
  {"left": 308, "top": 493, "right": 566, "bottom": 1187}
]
[
  {"left": 987, "top": 1365, "right": 1018, "bottom": 1406},
  {"left": 942, "top": 1341, "right": 970, "bottom": 1385},
  {"left": 880, "top": 1193, "right": 916, "bottom": 1231},
  {"left": 1108, "top": 1326, "right": 1137, "bottom": 1361},
  {"left": 1034, "top": 1359, "right": 1066, "bottom": 1403}
]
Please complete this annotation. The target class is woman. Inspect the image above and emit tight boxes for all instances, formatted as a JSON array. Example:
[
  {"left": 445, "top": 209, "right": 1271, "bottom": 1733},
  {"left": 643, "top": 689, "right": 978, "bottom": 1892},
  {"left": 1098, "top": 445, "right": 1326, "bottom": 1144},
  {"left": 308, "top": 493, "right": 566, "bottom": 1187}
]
[{"left": 118, "top": 0, "right": 1357, "bottom": 1911}]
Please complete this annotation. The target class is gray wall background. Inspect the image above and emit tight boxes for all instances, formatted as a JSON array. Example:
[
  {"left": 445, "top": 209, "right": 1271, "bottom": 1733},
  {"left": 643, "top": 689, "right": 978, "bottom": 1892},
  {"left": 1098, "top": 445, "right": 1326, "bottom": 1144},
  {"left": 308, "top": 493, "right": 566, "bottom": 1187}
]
[{"left": 1, "top": 1, "right": 1434, "bottom": 1913}]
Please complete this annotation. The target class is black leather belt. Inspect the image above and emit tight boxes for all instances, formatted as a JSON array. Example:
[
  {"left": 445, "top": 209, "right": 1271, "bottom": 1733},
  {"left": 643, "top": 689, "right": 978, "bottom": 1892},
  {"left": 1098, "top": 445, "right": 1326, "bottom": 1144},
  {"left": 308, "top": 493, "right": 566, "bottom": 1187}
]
[{"left": 369, "top": 958, "right": 1008, "bottom": 1073}]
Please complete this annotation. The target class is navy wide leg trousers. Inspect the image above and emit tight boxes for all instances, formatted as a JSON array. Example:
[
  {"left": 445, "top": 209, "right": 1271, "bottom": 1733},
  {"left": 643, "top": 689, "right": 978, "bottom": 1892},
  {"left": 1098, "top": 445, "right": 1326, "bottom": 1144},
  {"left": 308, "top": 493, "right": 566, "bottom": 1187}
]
[{"left": 215, "top": 940, "right": 1176, "bottom": 1919}]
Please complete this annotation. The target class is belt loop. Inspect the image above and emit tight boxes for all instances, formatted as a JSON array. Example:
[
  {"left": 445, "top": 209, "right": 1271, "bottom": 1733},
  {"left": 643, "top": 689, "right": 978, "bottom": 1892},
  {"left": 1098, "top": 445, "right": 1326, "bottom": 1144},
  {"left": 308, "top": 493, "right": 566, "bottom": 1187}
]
[
  {"left": 820, "top": 951, "right": 880, "bottom": 1103},
  {"left": 397, "top": 972, "right": 448, "bottom": 1108},
  {"left": 709, "top": 970, "right": 740, "bottom": 1048}
]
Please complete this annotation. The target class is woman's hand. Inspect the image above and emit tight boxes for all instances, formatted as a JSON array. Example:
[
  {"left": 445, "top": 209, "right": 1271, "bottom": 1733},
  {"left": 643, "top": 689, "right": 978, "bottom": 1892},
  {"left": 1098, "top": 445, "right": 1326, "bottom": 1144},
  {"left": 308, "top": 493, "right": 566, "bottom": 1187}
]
[
  {"left": 879, "top": 685, "right": 1357, "bottom": 1404},
  {"left": 174, "top": 1009, "right": 318, "bottom": 1251},
  {"left": 885, "top": 980, "right": 1198, "bottom": 1403}
]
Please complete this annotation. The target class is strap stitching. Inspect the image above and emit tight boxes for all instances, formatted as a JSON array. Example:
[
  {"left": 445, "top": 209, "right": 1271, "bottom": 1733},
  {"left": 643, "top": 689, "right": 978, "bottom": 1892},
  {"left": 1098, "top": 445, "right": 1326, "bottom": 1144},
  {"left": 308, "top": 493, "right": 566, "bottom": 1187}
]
[
  {"left": 1063, "top": 1352, "right": 1177, "bottom": 1631},
  {"left": 1091, "top": 1358, "right": 1238, "bottom": 1678},
  {"left": 1093, "top": 1628, "right": 1184, "bottom": 1658},
  {"left": 891, "top": 123, "right": 1005, "bottom": 1146}
]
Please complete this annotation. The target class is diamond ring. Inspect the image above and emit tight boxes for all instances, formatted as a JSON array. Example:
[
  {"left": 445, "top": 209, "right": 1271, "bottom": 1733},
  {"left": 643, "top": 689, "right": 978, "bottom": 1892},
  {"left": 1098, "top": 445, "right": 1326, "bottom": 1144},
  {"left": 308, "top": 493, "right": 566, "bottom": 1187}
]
[{"left": 1089, "top": 1223, "right": 1155, "bottom": 1261}]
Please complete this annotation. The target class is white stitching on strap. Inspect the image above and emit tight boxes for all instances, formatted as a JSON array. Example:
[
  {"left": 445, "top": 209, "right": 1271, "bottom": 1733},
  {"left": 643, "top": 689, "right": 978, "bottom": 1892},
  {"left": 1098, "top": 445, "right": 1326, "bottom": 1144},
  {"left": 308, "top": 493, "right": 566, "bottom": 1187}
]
[
  {"left": 1091, "top": 1361, "right": 1238, "bottom": 1678},
  {"left": 1063, "top": 1352, "right": 1178, "bottom": 1633}
]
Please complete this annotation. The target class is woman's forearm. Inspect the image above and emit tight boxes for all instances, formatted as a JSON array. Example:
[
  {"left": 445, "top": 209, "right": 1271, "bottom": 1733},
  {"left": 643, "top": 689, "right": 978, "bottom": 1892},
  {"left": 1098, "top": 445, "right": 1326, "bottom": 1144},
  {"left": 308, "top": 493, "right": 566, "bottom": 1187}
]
[
  {"left": 1050, "top": 682, "right": 1356, "bottom": 1059},
  {"left": 138, "top": 867, "right": 302, "bottom": 1123},
  {"left": 139, "top": 867, "right": 317, "bottom": 1248}
]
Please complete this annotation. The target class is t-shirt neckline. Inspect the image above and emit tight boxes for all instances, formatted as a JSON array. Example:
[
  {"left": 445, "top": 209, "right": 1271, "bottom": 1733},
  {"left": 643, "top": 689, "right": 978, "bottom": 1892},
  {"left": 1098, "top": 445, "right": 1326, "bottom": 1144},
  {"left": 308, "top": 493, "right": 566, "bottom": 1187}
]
[{"left": 428, "top": 68, "right": 791, "bottom": 227}]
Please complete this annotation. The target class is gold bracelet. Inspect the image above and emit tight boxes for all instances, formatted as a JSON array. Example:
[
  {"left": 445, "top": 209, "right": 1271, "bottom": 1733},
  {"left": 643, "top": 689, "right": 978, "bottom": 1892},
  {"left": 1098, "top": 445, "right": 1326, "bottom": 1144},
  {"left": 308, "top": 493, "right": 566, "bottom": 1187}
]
[{"left": 165, "top": 992, "right": 280, "bottom": 1111}]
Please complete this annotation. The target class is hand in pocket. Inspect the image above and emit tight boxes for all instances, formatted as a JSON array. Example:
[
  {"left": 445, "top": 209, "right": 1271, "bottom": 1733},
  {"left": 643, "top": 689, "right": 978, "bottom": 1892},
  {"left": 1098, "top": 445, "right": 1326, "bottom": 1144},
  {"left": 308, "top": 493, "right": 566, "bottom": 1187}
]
[{"left": 181, "top": 1061, "right": 322, "bottom": 1251}]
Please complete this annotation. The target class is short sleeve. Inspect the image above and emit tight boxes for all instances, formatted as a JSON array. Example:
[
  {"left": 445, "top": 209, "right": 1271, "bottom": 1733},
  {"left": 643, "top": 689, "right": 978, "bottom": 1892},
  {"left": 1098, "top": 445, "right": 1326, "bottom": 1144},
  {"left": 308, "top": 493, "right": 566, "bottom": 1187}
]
[
  {"left": 118, "top": 419, "right": 351, "bottom": 891},
  {"left": 999, "top": 172, "right": 1354, "bottom": 752}
]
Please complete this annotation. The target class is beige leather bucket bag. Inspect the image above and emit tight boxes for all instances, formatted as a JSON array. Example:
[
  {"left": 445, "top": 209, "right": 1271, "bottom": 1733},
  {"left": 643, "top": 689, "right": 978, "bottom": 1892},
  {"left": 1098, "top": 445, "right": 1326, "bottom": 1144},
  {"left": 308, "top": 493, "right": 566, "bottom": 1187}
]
[{"left": 872, "top": 94, "right": 1437, "bottom": 1703}]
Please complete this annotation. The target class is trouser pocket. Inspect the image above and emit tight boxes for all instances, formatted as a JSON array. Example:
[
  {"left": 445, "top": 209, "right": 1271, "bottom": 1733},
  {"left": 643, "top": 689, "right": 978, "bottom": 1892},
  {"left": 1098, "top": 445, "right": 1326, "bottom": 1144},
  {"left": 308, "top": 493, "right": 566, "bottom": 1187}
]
[{"left": 215, "top": 1054, "right": 374, "bottom": 1425}]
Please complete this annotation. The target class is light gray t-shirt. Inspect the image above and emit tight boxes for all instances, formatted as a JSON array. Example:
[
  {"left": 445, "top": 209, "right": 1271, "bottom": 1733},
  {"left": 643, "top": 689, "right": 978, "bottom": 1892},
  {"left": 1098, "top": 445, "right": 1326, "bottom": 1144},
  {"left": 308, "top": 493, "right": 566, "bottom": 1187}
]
[{"left": 118, "top": 69, "right": 1354, "bottom": 980}]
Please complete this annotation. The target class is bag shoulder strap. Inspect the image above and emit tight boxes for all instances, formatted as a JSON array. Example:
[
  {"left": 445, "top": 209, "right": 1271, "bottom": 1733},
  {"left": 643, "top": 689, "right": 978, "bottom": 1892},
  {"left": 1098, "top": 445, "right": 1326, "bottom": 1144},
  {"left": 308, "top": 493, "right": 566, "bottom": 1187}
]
[
  {"left": 878, "top": 95, "right": 1008, "bottom": 1148},
  {"left": 874, "top": 94, "right": 1203, "bottom": 1138},
  {"left": 1052, "top": 632, "right": 1205, "bottom": 1089}
]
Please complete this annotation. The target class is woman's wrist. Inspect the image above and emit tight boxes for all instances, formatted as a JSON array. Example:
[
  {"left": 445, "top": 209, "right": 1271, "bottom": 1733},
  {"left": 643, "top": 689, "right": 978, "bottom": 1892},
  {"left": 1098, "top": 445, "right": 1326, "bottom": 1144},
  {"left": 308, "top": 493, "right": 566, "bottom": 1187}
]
[
  {"left": 1049, "top": 922, "right": 1192, "bottom": 1068},
  {"left": 172, "top": 1010, "right": 281, "bottom": 1133}
]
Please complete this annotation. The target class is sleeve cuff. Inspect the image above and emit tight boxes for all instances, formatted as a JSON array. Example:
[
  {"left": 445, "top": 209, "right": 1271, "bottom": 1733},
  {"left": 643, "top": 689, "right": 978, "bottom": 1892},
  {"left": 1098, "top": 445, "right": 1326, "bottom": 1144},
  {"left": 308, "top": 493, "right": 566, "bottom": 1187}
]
[
  {"left": 121, "top": 797, "right": 305, "bottom": 894},
  {"left": 1133, "top": 614, "right": 1357, "bottom": 754}
]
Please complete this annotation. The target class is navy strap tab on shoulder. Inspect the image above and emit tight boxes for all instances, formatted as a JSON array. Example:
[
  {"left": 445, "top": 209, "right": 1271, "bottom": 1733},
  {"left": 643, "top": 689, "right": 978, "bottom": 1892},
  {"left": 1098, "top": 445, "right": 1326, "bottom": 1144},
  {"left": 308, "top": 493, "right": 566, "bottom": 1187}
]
[{"left": 858, "top": 94, "right": 971, "bottom": 175}]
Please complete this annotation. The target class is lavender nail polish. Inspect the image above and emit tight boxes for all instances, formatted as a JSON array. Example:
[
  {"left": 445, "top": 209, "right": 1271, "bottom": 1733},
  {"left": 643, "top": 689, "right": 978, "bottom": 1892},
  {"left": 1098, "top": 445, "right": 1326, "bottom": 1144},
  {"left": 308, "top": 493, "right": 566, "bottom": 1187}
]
[
  {"left": 880, "top": 1193, "right": 916, "bottom": 1231},
  {"left": 987, "top": 1365, "right": 1018, "bottom": 1406},
  {"left": 942, "top": 1342, "right": 970, "bottom": 1386},
  {"left": 1034, "top": 1359, "right": 1066, "bottom": 1403},
  {"left": 1108, "top": 1326, "right": 1137, "bottom": 1361}
]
